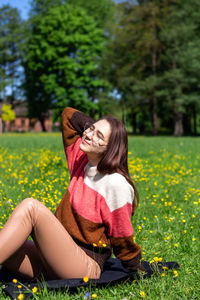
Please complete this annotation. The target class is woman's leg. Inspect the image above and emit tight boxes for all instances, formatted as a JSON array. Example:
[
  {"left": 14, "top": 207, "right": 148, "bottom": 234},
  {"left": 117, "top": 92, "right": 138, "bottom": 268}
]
[
  {"left": 2, "top": 240, "right": 54, "bottom": 280},
  {"left": 0, "top": 198, "right": 101, "bottom": 280}
]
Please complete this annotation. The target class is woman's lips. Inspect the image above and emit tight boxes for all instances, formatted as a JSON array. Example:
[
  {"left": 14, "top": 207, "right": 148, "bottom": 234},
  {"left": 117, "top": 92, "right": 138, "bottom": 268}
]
[{"left": 82, "top": 138, "right": 90, "bottom": 145}]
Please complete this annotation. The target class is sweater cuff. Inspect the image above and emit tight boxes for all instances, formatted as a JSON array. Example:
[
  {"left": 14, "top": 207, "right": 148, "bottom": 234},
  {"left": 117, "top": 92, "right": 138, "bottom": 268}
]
[{"left": 121, "top": 251, "right": 145, "bottom": 271}]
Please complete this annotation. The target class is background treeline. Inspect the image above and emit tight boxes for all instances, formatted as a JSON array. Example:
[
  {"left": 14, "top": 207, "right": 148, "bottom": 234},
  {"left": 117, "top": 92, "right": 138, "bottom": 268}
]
[{"left": 1, "top": 0, "right": 200, "bottom": 136}]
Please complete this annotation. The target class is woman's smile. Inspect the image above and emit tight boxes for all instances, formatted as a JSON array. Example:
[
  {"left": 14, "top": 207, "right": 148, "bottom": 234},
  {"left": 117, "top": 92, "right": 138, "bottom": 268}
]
[{"left": 82, "top": 138, "right": 90, "bottom": 146}]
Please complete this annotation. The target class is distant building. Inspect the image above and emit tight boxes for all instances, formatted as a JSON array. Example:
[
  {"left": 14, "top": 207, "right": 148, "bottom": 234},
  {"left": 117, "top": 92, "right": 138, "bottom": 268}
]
[{"left": 0, "top": 101, "right": 52, "bottom": 133}]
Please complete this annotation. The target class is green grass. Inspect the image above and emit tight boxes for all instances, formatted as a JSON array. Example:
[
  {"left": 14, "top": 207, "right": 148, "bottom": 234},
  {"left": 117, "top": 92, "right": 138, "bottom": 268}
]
[{"left": 0, "top": 133, "right": 199, "bottom": 299}]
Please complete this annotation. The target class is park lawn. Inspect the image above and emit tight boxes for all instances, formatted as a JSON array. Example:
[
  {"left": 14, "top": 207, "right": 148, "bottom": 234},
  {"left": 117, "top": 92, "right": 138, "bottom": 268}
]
[{"left": 0, "top": 133, "right": 199, "bottom": 300}]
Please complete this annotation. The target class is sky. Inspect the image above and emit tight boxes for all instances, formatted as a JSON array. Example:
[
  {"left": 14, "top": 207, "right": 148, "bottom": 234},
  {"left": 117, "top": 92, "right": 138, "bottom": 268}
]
[{"left": 0, "top": 0, "right": 30, "bottom": 19}]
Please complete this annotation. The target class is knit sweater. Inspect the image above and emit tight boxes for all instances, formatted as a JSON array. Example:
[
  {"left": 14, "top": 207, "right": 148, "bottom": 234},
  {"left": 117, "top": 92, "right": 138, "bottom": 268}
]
[{"left": 55, "top": 107, "right": 142, "bottom": 271}]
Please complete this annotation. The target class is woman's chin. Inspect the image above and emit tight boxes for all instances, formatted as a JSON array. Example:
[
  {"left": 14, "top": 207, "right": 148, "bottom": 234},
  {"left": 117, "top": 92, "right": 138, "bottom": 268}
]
[{"left": 80, "top": 142, "right": 88, "bottom": 153}]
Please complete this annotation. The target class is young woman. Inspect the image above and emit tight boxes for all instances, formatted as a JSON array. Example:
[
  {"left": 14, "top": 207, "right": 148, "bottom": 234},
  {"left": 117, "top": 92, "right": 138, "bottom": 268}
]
[{"left": 0, "top": 107, "right": 143, "bottom": 280}]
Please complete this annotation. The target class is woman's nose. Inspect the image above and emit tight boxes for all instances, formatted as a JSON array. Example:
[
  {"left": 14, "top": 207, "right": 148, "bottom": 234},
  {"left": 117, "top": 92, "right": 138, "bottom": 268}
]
[{"left": 86, "top": 131, "right": 93, "bottom": 139}]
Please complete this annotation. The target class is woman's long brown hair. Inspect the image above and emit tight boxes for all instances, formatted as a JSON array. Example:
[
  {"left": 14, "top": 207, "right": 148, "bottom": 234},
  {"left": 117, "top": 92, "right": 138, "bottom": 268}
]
[{"left": 97, "top": 116, "right": 139, "bottom": 214}]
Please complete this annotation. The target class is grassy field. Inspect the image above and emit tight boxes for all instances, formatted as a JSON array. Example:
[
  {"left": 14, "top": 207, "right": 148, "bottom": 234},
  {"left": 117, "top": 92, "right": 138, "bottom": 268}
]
[{"left": 0, "top": 133, "right": 199, "bottom": 299}]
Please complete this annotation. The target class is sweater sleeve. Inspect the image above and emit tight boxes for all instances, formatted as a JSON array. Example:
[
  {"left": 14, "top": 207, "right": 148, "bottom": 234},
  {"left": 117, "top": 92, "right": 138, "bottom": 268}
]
[
  {"left": 61, "top": 107, "right": 94, "bottom": 174},
  {"left": 101, "top": 175, "right": 143, "bottom": 271}
]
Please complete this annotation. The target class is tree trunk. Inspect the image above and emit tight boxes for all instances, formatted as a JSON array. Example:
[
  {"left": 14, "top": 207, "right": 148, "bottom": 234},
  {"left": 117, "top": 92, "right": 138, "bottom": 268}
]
[
  {"left": 0, "top": 118, "right": 2, "bottom": 134},
  {"left": 174, "top": 104, "right": 183, "bottom": 136},
  {"left": 183, "top": 113, "right": 191, "bottom": 135},
  {"left": 150, "top": 93, "right": 159, "bottom": 135},
  {"left": 39, "top": 118, "right": 46, "bottom": 132},
  {"left": 193, "top": 105, "right": 197, "bottom": 136},
  {"left": 130, "top": 110, "right": 137, "bottom": 134},
  {"left": 151, "top": 11, "right": 159, "bottom": 136}
]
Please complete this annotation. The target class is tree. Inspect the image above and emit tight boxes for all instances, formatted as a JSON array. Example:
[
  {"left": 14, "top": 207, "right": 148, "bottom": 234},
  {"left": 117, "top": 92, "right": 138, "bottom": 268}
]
[
  {"left": 66, "top": 0, "right": 116, "bottom": 29},
  {"left": 0, "top": 5, "right": 23, "bottom": 103},
  {"left": 1, "top": 103, "right": 15, "bottom": 132},
  {"left": 1, "top": 104, "right": 15, "bottom": 121},
  {"left": 23, "top": 4, "right": 105, "bottom": 130},
  {"left": 29, "top": 0, "right": 63, "bottom": 16},
  {"left": 160, "top": 0, "right": 200, "bottom": 136},
  {"left": 104, "top": 0, "right": 165, "bottom": 133}
]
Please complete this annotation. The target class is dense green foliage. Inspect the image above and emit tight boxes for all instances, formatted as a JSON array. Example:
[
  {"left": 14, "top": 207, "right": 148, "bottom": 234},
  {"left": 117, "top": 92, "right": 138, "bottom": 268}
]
[
  {"left": 0, "top": 133, "right": 199, "bottom": 299},
  {"left": 0, "top": 5, "right": 23, "bottom": 103},
  {"left": 1, "top": 0, "right": 200, "bottom": 135},
  {"left": 23, "top": 4, "right": 105, "bottom": 126}
]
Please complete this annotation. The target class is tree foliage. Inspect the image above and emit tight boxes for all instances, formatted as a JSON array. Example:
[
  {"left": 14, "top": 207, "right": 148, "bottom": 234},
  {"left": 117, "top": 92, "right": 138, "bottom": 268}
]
[
  {"left": 0, "top": 5, "right": 23, "bottom": 103},
  {"left": 1, "top": 0, "right": 200, "bottom": 135},
  {"left": 106, "top": 0, "right": 200, "bottom": 135},
  {"left": 1, "top": 104, "right": 15, "bottom": 121},
  {"left": 23, "top": 4, "right": 105, "bottom": 128}
]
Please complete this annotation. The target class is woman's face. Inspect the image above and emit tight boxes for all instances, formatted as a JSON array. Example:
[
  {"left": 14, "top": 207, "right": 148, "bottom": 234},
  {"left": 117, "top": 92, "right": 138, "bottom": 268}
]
[{"left": 80, "top": 119, "right": 111, "bottom": 157}]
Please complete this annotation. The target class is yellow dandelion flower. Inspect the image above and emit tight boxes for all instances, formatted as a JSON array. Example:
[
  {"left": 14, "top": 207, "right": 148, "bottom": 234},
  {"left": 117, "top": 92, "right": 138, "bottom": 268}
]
[
  {"left": 192, "top": 214, "right": 195, "bottom": 218},
  {"left": 173, "top": 270, "right": 178, "bottom": 277},
  {"left": 102, "top": 243, "right": 106, "bottom": 247},
  {"left": 174, "top": 243, "right": 178, "bottom": 247},
  {"left": 93, "top": 243, "right": 97, "bottom": 247},
  {"left": 161, "top": 273, "right": 165, "bottom": 277},
  {"left": 32, "top": 286, "right": 38, "bottom": 293},
  {"left": 18, "top": 294, "right": 24, "bottom": 300},
  {"left": 192, "top": 237, "right": 196, "bottom": 241},
  {"left": 17, "top": 285, "right": 22, "bottom": 289},
  {"left": 92, "top": 294, "right": 97, "bottom": 298},
  {"left": 83, "top": 276, "right": 89, "bottom": 283},
  {"left": 140, "top": 290, "right": 146, "bottom": 298},
  {"left": 99, "top": 240, "right": 102, "bottom": 244},
  {"left": 12, "top": 279, "right": 18, "bottom": 284}
]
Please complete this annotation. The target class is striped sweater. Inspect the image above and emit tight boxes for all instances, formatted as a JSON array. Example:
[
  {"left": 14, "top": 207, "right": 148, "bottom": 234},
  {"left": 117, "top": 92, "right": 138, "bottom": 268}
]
[{"left": 55, "top": 107, "right": 142, "bottom": 271}]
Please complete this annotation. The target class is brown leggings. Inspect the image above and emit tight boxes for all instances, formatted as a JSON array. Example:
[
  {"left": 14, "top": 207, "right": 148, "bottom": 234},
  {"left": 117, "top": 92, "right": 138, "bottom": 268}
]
[{"left": 0, "top": 198, "right": 101, "bottom": 280}]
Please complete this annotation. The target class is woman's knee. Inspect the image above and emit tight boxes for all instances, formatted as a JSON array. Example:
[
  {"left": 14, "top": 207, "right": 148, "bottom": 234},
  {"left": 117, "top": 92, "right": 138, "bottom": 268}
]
[
  {"left": 14, "top": 198, "right": 41, "bottom": 221},
  {"left": 20, "top": 198, "right": 39, "bottom": 210}
]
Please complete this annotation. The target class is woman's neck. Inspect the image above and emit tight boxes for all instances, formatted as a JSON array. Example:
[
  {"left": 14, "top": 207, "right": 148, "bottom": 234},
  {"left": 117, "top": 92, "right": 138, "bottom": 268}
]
[{"left": 87, "top": 153, "right": 101, "bottom": 166}]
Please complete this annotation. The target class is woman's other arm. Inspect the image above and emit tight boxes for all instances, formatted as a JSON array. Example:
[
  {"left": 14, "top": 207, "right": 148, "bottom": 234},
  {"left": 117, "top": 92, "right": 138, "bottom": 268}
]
[{"left": 61, "top": 107, "right": 94, "bottom": 174}]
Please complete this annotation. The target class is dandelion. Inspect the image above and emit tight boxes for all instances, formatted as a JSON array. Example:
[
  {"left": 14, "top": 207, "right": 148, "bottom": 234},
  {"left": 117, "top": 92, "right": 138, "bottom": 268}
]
[
  {"left": 174, "top": 243, "right": 179, "bottom": 247},
  {"left": 192, "top": 237, "right": 196, "bottom": 241},
  {"left": 93, "top": 243, "right": 97, "bottom": 247},
  {"left": 83, "top": 276, "right": 89, "bottom": 283},
  {"left": 102, "top": 243, "right": 106, "bottom": 247},
  {"left": 173, "top": 270, "right": 178, "bottom": 277},
  {"left": 32, "top": 286, "right": 38, "bottom": 293},
  {"left": 140, "top": 291, "right": 146, "bottom": 298},
  {"left": 12, "top": 279, "right": 18, "bottom": 284},
  {"left": 17, "top": 285, "right": 22, "bottom": 289},
  {"left": 161, "top": 273, "right": 165, "bottom": 277},
  {"left": 18, "top": 294, "right": 24, "bottom": 300},
  {"left": 92, "top": 294, "right": 97, "bottom": 298}
]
